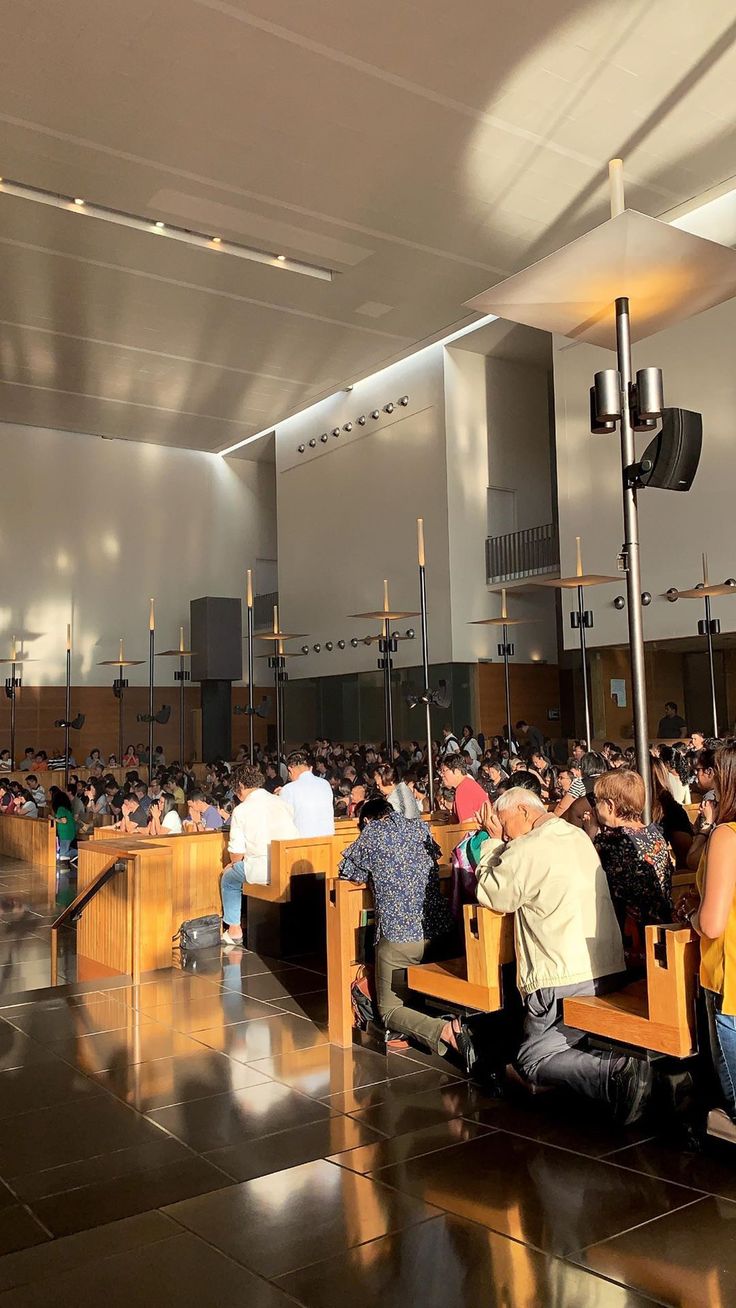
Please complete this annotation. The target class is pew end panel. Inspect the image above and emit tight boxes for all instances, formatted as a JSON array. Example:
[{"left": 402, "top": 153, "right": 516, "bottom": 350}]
[
  {"left": 562, "top": 924, "right": 698, "bottom": 1059},
  {"left": 327, "top": 878, "right": 374, "bottom": 1047}
]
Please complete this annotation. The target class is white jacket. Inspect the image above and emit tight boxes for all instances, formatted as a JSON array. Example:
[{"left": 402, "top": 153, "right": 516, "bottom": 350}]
[{"left": 475, "top": 816, "right": 624, "bottom": 995}]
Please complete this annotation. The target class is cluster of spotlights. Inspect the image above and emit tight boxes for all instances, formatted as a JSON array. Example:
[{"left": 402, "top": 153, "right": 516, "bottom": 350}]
[
  {"left": 301, "top": 628, "right": 415, "bottom": 654},
  {"left": 296, "top": 396, "right": 409, "bottom": 454}
]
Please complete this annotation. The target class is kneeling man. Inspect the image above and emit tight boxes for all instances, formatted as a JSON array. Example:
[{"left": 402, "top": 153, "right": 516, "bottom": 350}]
[{"left": 476, "top": 786, "right": 653, "bottom": 1124}]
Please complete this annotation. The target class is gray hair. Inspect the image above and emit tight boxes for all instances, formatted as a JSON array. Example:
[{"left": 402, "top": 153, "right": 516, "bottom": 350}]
[{"left": 495, "top": 787, "right": 546, "bottom": 815}]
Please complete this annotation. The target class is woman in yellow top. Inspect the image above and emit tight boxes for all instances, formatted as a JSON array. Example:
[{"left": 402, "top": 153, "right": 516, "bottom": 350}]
[{"left": 678, "top": 741, "right": 736, "bottom": 1132}]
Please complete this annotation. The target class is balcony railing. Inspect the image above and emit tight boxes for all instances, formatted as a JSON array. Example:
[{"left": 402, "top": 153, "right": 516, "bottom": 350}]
[
  {"left": 486, "top": 523, "right": 559, "bottom": 584},
  {"left": 254, "top": 591, "right": 279, "bottom": 630}
]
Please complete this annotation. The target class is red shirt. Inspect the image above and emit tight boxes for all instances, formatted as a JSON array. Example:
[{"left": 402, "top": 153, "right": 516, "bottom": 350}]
[{"left": 453, "top": 776, "right": 487, "bottom": 823}]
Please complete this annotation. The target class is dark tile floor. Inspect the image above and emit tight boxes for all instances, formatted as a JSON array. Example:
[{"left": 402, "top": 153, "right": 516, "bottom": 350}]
[{"left": 0, "top": 853, "right": 735, "bottom": 1304}]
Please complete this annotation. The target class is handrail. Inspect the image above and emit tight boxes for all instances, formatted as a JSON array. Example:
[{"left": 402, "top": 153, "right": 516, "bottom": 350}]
[{"left": 50, "top": 854, "right": 125, "bottom": 985}]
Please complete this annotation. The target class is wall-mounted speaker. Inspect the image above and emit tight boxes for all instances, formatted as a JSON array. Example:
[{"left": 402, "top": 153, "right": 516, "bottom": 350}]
[
  {"left": 190, "top": 597, "right": 242, "bottom": 681},
  {"left": 639, "top": 408, "right": 702, "bottom": 492}
]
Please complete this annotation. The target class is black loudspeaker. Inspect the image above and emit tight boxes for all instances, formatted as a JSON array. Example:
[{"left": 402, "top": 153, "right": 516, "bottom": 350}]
[
  {"left": 190, "top": 597, "right": 243, "bottom": 681},
  {"left": 639, "top": 408, "right": 702, "bottom": 491}
]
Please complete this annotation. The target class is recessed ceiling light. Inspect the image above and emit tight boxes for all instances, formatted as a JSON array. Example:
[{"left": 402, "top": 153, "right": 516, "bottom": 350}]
[
  {"left": 73, "top": 197, "right": 84, "bottom": 206},
  {"left": 211, "top": 236, "right": 221, "bottom": 244},
  {"left": 154, "top": 220, "right": 165, "bottom": 229},
  {"left": 276, "top": 254, "right": 286, "bottom": 262}
]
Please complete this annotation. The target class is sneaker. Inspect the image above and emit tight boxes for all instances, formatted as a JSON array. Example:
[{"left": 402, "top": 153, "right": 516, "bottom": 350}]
[
  {"left": 610, "top": 1057, "right": 654, "bottom": 1125},
  {"left": 384, "top": 1030, "right": 411, "bottom": 1051}
]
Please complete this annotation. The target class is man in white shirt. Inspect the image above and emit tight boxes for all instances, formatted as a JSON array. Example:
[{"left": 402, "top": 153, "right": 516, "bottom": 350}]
[
  {"left": 221, "top": 765, "right": 297, "bottom": 944},
  {"left": 476, "top": 786, "right": 653, "bottom": 1125},
  {"left": 440, "top": 725, "right": 460, "bottom": 759},
  {"left": 278, "top": 751, "right": 335, "bottom": 837}
]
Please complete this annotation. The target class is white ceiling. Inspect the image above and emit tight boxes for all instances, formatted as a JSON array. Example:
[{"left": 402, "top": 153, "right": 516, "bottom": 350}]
[{"left": 0, "top": 0, "right": 735, "bottom": 455}]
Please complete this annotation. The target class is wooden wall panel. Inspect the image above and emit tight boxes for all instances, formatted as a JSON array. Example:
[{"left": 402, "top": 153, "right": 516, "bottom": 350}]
[
  {"left": 478, "top": 663, "right": 561, "bottom": 741},
  {"left": 0, "top": 684, "right": 274, "bottom": 763}
]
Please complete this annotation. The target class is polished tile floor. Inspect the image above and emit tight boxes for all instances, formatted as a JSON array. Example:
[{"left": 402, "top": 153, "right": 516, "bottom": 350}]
[{"left": 0, "top": 854, "right": 735, "bottom": 1304}]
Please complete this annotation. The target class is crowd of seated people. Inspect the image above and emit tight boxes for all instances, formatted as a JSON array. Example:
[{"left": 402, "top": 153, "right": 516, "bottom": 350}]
[
  {"left": 330, "top": 720, "right": 736, "bottom": 1139},
  {"left": 5, "top": 714, "right": 736, "bottom": 1137}
]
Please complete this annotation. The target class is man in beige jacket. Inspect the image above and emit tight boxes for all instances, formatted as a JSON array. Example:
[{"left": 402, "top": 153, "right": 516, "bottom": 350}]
[{"left": 476, "top": 786, "right": 653, "bottom": 1124}]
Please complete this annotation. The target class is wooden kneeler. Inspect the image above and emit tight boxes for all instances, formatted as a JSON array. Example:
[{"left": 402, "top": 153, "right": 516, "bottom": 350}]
[{"left": 563, "top": 924, "right": 698, "bottom": 1059}]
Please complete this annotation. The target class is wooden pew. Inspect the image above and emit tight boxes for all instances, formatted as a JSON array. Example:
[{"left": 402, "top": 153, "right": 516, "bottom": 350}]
[
  {"left": 406, "top": 903, "right": 514, "bottom": 1011},
  {"left": 259, "top": 819, "right": 475, "bottom": 908},
  {"left": 563, "top": 924, "right": 698, "bottom": 1058},
  {"left": 0, "top": 812, "right": 56, "bottom": 870},
  {"left": 244, "top": 834, "right": 336, "bottom": 904}
]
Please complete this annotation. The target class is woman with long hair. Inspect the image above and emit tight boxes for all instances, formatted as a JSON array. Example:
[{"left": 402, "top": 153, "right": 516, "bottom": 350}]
[
  {"left": 650, "top": 758, "right": 693, "bottom": 868},
  {"left": 49, "top": 785, "right": 77, "bottom": 862},
  {"left": 677, "top": 742, "right": 736, "bottom": 1136}
]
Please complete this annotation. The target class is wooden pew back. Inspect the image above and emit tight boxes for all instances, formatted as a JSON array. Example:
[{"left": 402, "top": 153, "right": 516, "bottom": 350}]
[{"left": 0, "top": 812, "right": 57, "bottom": 870}]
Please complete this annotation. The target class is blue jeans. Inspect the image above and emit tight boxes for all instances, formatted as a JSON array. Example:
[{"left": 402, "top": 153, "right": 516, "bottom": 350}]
[
  {"left": 705, "top": 988, "right": 736, "bottom": 1119},
  {"left": 221, "top": 860, "right": 246, "bottom": 929},
  {"left": 58, "top": 838, "right": 73, "bottom": 860}
]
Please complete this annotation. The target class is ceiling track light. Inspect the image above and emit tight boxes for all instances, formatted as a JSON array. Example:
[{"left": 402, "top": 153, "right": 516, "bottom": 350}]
[
  {"left": 371, "top": 410, "right": 380, "bottom": 420},
  {"left": 320, "top": 433, "right": 329, "bottom": 443},
  {"left": 0, "top": 176, "right": 333, "bottom": 281},
  {"left": 358, "top": 415, "right": 366, "bottom": 425},
  {"left": 332, "top": 428, "right": 340, "bottom": 437},
  {"left": 384, "top": 402, "right": 394, "bottom": 414},
  {"left": 343, "top": 421, "right": 352, "bottom": 432}
]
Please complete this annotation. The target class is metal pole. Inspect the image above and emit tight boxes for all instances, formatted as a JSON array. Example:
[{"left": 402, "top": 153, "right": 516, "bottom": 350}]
[
  {"left": 704, "top": 593, "right": 718, "bottom": 738},
  {"left": 577, "top": 584, "right": 592, "bottom": 747},
  {"left": 418, "top": 561, "right": 434, "bottom": 809},
  {"left": 148, "top": 624, "right": 155, "bottom": 781},
  {"left": 118, "top": 662, "right": 124, "bottom": 765},
  {"left": 247, "top": 604, "right": 255, "bottom": 764},
  {"left": 615, "top": 296, "right": 651, "bottom": 820},
  {"left": 383, "top": 617, "right": 394, "bottom": 752},
  {"left": 9, "top": 660, "right": 16, "bottom": 771},
  {"left": 502, "top": 623, "right": 513, "bottom": 754},
  {"left": 64, "top": 643, "right": 71, "bottom": 790},
  {"left": 179, "top": 653, "right": 185, "bottom": 766},
  {"left": 279, "top": 658, "right": 287, "bottom": 755},
  {"left": 273, "top": 658, "right": 282, "bottom": 769}
]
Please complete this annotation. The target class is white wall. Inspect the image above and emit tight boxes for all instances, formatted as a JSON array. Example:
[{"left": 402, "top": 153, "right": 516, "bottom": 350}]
[
  {"left": 0, "top": 422, "right": 276, "bottom": 683},
  {"left": 444, "top": 346, "right": 558, "bottom": 665},
  {"left": 486, "top": 357, "right": 554, "bottom": 530},
  {"left": 276, "top": 346, "right": 453, "bottom": 679},
  {"left": 554, "top": 296, "right": 736, "bottom": 650}
]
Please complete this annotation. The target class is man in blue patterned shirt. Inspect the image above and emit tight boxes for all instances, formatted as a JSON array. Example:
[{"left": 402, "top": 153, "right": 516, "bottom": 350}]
[{"left": 339, "top": 798, "right": 476, "bottom": 1067}]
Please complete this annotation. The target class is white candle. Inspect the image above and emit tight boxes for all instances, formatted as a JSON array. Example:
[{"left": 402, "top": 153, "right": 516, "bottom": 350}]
[
  {"left": 417, "top": 518, "right": 425, "bottom": 568},
  {"left": 609, "top": 158, "right": 625, "bottom": 218}
]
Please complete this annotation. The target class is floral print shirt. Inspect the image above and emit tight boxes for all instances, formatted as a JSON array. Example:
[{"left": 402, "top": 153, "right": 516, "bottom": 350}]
[
  {"left": 594, "top": 822, "right": 673, "bottom": 928},
  {"left": 339, "top": 811, "right": 454, "bottom": 944}
]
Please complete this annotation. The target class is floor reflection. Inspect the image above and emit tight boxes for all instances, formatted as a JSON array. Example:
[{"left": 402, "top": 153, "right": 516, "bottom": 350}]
[{"left": 0, "top": 853, "right": 734, "bottom": 1304}]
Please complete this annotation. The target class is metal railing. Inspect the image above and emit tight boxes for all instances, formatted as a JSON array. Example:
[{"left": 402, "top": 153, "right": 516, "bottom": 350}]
[
  {"left": 50, "top": 855, "right": 125, "bottom": 984},
  {"left": 254, "top": 591, "right": 279, "bottom": 630},
  {"left": 486, "top": 522, "right": 559, "bottom": 584}
]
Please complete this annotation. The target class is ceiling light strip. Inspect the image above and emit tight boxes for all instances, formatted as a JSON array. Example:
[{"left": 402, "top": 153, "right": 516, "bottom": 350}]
[{"left": 0, "top": 177, "right": 333, "bottom": 281}]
